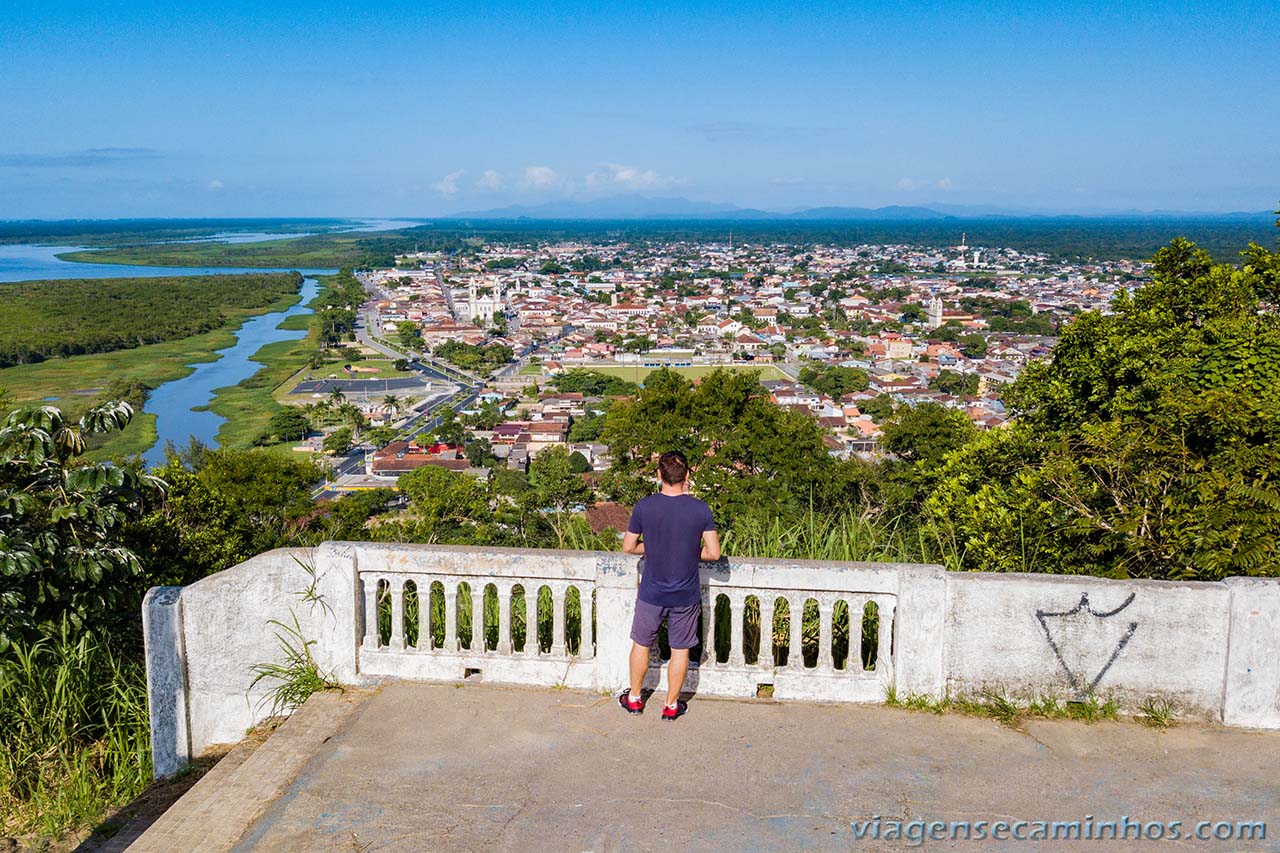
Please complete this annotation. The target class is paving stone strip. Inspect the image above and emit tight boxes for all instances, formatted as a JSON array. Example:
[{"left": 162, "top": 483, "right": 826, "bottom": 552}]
[{"left": 128, "top": 689, "right": 370, "bottom": 852}]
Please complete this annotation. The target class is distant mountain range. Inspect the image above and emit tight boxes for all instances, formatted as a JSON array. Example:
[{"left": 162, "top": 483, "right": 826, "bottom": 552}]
[{"left": 446, "top": 196, "right": 1271, "bottom": 221}]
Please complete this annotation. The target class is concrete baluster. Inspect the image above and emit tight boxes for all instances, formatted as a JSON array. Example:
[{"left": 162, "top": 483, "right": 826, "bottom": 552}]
[
  {"left": 551, "top": 585, "right": 566, "bottom": 657},
  {"left": 700, "top": 587, "right": 714, "bottom": 666},
  {"left": 729, "top": 593, "right": 746, "bottom": 668},
  {"left": 577, "top": 586, "right": 595, "bottom": 660},
  {"left": 497, "top": 582, "right": 512, "bottom": 655},
  {"left": 525, "top": 587, "right": 538, "bottom": 654},
  {"left": 418, "top": 581, "right": 433, "bottom": 652},
  {"left": 389, "top": 577, "right": 406, "bottom": 652},
  {"left": 471, "top": 584, "right": 484, "bottom": 653},
  {"left": 816, "top": 595, "right": 833, "bottom": 672},
  {"left": 877, "top": 599, "right": 896, "bottom": 673},
  {"left": 761, "top": 600, "right": 775, "bottom": 669},
  {"left": 789, "top": 596, "right": 805, "bottom": 669},
  {"left": 444, "top": 582, "right": 459, "bottom": 652},
  {"left": 362, "top": 575, "right": 380, "bottom": 650}
]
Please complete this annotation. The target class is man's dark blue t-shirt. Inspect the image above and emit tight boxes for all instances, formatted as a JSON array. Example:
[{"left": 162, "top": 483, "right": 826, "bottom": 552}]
[{"left": 627, "top": 493, "right": 716, "bottom": 607}]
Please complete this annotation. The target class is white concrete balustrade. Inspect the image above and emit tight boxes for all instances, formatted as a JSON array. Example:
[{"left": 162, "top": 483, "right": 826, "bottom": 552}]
[{"left": 144, "top": 542, "right": 1280, "bottom": 778}]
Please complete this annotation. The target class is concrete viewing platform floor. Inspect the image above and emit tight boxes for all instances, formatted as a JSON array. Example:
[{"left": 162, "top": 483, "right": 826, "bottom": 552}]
[{"left": 137, "top": 682, "right": 1280, "bottom": 851}]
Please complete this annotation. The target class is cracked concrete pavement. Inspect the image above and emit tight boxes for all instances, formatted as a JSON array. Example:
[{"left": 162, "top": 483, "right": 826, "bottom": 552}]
[{"left": 228, "top": 681, "right": 1280, "bottom": 851}]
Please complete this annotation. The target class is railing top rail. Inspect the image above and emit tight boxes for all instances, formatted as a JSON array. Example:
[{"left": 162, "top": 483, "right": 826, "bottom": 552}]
[{"left": 333, "top": 541, "right": 940, "bottom": 575}]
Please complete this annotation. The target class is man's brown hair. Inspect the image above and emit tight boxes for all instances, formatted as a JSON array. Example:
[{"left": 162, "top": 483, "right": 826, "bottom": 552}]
[{"left": 658, "top": 450, "right": 689, "bottom": 486}]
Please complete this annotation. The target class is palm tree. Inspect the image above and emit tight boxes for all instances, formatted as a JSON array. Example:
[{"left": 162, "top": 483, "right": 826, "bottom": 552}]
[
  {"left": 336, "top": 403, "right": 367, "bottom": 440},
  {"left": 382, "top": 394, "right": 403, "bottom": 415},
  {"left": 328, "top": 388, "right": 346, "bottom": 407}
]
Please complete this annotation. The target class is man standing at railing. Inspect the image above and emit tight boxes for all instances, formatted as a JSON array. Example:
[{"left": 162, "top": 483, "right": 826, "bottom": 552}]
[{"left": 619, "top": 450, "right": 721, "bottom": 721}]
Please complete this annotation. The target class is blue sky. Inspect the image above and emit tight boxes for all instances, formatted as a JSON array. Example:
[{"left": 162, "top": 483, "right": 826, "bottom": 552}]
[{"left": 1, "top": 0, "right": 1277, "bottom": 218}]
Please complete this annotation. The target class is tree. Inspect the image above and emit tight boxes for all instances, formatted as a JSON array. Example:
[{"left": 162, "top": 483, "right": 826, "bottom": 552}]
[
  {"left": 382, "top": 394, "right": 403, "bottom": 415},
  {"left": 553, "top": 369, "right": 638, "bottom": 397},
  {"left": 335, "top": 403, "right": 367, "bottom": 439},
  {"left": 129, "top": 448, "right": 325, "bottom": 588},
  {"left": 323, "top": 427, "right": 353, "bottom": 455},
  {"left": 930, "top": 370, "right": 981, "bottom": 397},
  {"left": 99, "top": 377, "right": 152, "bottom": 409},
  {"left": 600, "top": 367, "right": 855, "bottom": 523},
  {"left": 926, "top": 227, "right": 1280, "bottom": 580},
  {"left": 528, "top": 446, "right": 592, "bottom": 547},
  {"left": 568, "top": 450, "right": 592, "bottom": 473},
  {"left": 797, "top": 364, "right": 870, "bottom": 398},
  {"left": 960, "top": 334, "right": 988, "bottom": 359},
  {"left": 860, "top": 393, "right": 895, "bottom": 423},
  {"left": 261, "top": 407, "right": 311, "bottom": 444},
  {"left": 879, "top": 402, "right": 976, "bottom": 467},
  {"left": 0, "top": 402, "right": 163, "bottom": 649},
  {"left": 395, "top": 465, "right": 492, "bottom": 542},
  {"left": 365, "top": 426, "right": 396, "bottom": 448},
  {"left": 322, "top": 489, "right": 396, "bottom": 539},
  {"left": 933, "top": 321, "right": 962, "bottom": 343},
  {"left": 568, "top": 411, "right": 606, "bottom": 442},
  {"left": 900, "top": 303, "right": 926, "bottom": 323},
  {"left": 466, "top": 437, "right": 494, "bottom": 467},
  {"left": 396, "top": 321, "right": 422, "bottom": 350},
  {"left": 433, "top": 407, "right": 465, "bottom": 446}
]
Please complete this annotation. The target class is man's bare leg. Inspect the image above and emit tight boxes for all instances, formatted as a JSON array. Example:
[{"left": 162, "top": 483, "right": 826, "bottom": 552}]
[
  {"left": 666, "top": 648, "right": 690, "bottom": 707},
  {"left": 629, "top": 641, "right": 650, "bottom": 700}
]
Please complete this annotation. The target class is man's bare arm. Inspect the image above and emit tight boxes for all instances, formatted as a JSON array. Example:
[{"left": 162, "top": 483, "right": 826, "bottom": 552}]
[
  {"left": 622, "top": 531, "right": 644, "bottom": 555},
  {"left": 700, "top": 530, "right": 722, "bottom": 562}
]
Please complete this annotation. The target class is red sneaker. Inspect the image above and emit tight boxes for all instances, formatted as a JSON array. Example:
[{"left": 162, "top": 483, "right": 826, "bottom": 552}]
[
  {"left": 618, "top": 689, "right": 644, "bottom": 714},
  {"left": 661, "top": 700, "right": 688, "bottom": 721}
]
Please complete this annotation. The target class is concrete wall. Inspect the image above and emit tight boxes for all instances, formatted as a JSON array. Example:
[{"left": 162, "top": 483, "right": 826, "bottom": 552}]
[
  {"left": 943, "top": 573, "right": 1231, "bottom": 715},
  {"left": 145, "top": 542, "right": 1280, "bottom": 778}
]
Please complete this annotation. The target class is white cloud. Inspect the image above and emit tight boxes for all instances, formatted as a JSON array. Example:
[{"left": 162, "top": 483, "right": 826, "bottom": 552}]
[
  {"left": 207, "top": 179, "right": 224, "bottom": 190},
  {"left": 519, "top": 165, "right": 561, "bottom": 190},
  {"left": 477, "top": 169, "right": 503, "bottom": 191},
  {"left": 432, "top": 170, "right": 465, "bottom": 198},
  {"left": 897, "top": 176, "right": 955, "bottom": 192},
  {"left": 585, "top": 162, "right": 674, "bottom": 192}
]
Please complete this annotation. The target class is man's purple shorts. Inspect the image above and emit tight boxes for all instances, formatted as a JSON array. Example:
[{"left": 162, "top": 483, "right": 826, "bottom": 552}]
[{"left": 631, "top": 598, "right": 701, "bottom": 650}]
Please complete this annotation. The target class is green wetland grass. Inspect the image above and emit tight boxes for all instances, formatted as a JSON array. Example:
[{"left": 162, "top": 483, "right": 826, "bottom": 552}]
[{"left": 0, "top": 627, "right": 150, "bottom": 845}]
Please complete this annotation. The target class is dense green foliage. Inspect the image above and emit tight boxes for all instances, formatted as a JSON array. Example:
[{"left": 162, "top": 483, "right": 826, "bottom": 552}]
[
  {"left": 433, "top": 340, "right": 514, "bottom": 372},
  {"left": 599, "top": 368, "right": 870, "bottom": 523},
  {"left": 0, "top": 273, "right": 302, "bottom": 368},
  {"left": 551, "top": 368, "right": 640, "bottom": 396},
  {"left": 0, "top": 403, "right": 164, "bottom": 651},
  {"left": 929, "top": 370, "right": 981, "bottom": 396},
  {"left": 926, "top": 233, "right": 1280, "bottom": 579},
  {"left": 128, "top": 447, "right": 325, "bottom": 584},
  {"left": 797, "top": 363, "right": 870, "bottom": 398}
]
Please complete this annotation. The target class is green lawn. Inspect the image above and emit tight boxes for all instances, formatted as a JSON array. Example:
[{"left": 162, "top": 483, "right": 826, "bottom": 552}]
[
  {"left": 575, "top": 364, "right": 789, "bottom": 383},
  {"left": 518, "top": 363, "right": 545, "bottom": 376}
]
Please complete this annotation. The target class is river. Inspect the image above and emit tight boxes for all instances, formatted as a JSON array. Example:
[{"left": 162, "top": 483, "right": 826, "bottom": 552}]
[
  {"left": 0, "top": 237, "right": 349, "bottom": 464},
  {"left": 140, "top": 276, "right": 323, "bottom": 467}
]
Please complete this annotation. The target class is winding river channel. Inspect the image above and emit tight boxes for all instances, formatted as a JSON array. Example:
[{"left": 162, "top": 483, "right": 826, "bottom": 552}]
[{"left": 0, "top": 241, "right": 337, "bottom": 464}]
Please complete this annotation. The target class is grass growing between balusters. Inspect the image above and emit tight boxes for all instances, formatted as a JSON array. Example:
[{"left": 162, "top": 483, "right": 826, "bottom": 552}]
[
  {"left": 371, "top": 572, "right": 884, "bottom": 674},
  {"left": 0, "top": 626, "right": 152, "bottom": 846}
]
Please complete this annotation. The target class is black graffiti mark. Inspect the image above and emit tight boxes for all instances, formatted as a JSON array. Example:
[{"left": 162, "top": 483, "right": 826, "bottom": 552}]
[{"left": 1035, "top": 592, "right": 1138, "bottom": 695}]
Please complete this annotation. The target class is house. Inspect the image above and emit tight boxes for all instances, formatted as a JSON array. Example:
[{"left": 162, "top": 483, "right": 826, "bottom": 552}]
[{"left": 370, "top": 441, "right": 469, "bottom": 478}]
